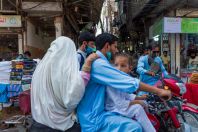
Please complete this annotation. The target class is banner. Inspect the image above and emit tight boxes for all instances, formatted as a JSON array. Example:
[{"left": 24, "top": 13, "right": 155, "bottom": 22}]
[
  {"left": 164, "top": 17, "right": 181, "bottom": 33},
  {"left": 181, "top": 18, "right": 198, "bottom": 33},
  {"left": 0, "top": 15, "right": 21, "bottom": 27}
]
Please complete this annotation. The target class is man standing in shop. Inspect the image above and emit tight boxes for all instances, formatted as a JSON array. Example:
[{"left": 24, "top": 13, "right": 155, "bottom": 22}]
[
  {"left": 161, "top": 51, "right": 170, "bottom": 71},
  {"left": 77, "top": 32, "right": 96, "bottom": 70}
]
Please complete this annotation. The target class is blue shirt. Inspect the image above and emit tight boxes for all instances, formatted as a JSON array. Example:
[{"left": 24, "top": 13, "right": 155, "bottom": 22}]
[
  {"left": 77, "top": 51, "right": 142, "bottom": 132},
  {"left": 137, "top": 55, "right": 168, "bottom": 86}
]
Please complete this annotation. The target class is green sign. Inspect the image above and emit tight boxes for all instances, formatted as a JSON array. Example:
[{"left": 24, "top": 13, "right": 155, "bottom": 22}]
[
  {"left": 150, "top": 17, "right": 198, "bottom": 38},
  {"left": 182, "top": 18, "right": 198, "bottom": 33},
  {"left": 152, "top": 19, "right": 163, "bottom": 37}
]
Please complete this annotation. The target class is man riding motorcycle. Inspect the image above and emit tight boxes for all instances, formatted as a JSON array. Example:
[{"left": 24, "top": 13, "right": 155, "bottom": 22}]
[{"left": 137, "top": 45, "right": 170, "bottom": 95}]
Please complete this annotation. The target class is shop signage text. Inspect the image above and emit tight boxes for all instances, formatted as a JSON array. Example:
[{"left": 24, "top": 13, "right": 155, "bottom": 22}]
[{"left": 0, "top": 15, "right": 21, "bottom": 27}]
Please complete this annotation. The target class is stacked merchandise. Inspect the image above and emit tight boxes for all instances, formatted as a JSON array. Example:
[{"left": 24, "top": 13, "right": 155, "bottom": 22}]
[
  {"left": 8, "top": 60, "right": 24, "bottom": 98},
  {"left": 22, "top": 60, "right": 36, "bottom": 91},
  {"left": 10, "top": 60, "right": 23, "bottom": 85}
]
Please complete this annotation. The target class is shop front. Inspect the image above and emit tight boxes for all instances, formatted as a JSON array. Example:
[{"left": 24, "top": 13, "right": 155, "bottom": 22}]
[
  {"left": 149, "top": 17, "right": 198, "bottom": 82},
  {"left": 0, "top": 15, "right": 23, "bottom": 60}
]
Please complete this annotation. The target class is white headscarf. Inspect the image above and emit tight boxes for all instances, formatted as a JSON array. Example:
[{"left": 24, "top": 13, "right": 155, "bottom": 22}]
[{"left": 31, "top": 36, "right": 85, "bottom": 131}]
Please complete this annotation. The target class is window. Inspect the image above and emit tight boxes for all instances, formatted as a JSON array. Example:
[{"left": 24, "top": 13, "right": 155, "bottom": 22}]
[{"left": 0, "top": 0, "right": 17, "bottom": 12}]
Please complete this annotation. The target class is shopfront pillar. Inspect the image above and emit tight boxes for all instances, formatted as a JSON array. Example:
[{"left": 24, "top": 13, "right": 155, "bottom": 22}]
[
  {"left": 23, "top": 31, "right": 27, "bottom": 51},
  {"left": 175, "top": 34, "right": 180, "bottom": 76},
  {"left": 18, "top": 34, "right": 23, "bottom": 54},
  {"left": 54, "top": 16, "right": 63, "bottom": 38},
  {"left": 170, "top": 34, "right": 176, "bottom": 74}
]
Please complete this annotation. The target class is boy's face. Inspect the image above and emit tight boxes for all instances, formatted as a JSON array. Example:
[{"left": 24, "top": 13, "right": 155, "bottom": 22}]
[
  {"left": 114, "top": 56, "right": 131, "bottom": 73},
  {"left": 87, "top": 41, "right": 95, "bottom": 48}
]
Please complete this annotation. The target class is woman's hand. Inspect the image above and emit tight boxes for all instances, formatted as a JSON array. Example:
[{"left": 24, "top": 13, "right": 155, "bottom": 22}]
[
  {"left": 85, "top": 53, "right": 99, "bottom": 67},
  {"left": 82, "top": 53, "right": 99, "bottom": 72}
]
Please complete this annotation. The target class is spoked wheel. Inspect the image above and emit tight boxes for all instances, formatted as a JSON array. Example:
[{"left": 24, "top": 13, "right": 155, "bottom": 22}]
[{"left": 177, "top": 110, "right": 198, "bottom": 131}]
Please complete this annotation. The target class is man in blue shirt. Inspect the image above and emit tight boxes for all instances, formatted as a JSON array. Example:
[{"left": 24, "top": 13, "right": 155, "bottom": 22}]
[
  {"left": 77, "top": 33, "right": 171, "bottom": 132},
  {"left": 137, "top": 45, "right": 169, "bottom": 95}
]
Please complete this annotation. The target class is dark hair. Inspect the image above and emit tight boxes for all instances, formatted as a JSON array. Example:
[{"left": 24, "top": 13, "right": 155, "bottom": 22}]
[
  {"left": 79, "top": 31, "right": 95, "bottom": 45},
  {"left": 24, "top": 51, "right": 31, "bottom": 57},
  {"left": 95, "top": 33, "right": 118, "bottom": 50},
  {"left": 145, "top": 45, "right": 152, "bottom": 51},
  {"left": 114, "top": 53, "right": 132, "bottom": 66}
]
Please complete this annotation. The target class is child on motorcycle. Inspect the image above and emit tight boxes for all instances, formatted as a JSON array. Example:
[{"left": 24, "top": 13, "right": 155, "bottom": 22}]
[{"left": 105, "top": 53, "right": 156, "bottom": 132}]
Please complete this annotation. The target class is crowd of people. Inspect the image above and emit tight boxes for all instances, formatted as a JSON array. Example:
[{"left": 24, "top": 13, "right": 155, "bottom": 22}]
[{"left": 29, "top": 32, "right": 173, "bottom": 132}]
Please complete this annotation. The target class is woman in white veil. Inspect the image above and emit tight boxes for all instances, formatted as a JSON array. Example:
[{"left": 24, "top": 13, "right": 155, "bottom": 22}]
[{"left": 30, "top": 36, "right": 97, "bottom": 132}]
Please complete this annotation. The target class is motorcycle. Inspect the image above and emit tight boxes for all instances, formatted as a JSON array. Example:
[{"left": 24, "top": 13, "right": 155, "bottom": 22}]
[{"left": 146, "top": 74, "right": 198, "bottom": 132}]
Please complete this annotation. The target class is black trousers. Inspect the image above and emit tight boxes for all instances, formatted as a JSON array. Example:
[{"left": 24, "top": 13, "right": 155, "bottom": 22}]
[{"left": 30, "top": 120, "right": 81, "bottom": 132}]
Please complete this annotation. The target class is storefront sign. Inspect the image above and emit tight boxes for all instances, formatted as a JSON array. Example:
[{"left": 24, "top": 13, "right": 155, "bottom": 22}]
[
  {"left": 150, "top": 17, "right": 198, "bottom": 37},
  {"left": 181, "top": 18, "right": 198, "bottom": 33},
  {"left": 0, "top": 15, "right": 21, "bottom": 27},
  {"left": 164, "top": 17, "right": 181, "bottom": 33}
]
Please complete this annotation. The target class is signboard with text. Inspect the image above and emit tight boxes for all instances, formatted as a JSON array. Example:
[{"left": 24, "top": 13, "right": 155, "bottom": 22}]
[
  {"left": 164, "top": 17, "right": 181, "bottom": 33},
  {"left": 0, "top": 15, "right": 21, "bottom": 27},
  {"left": 151, "top": 17, "right": 198, "bottom": 37}
]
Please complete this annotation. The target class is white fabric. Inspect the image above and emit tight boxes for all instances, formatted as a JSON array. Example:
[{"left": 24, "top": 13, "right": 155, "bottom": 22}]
[
  {"left": 0, "top": 61, "right": 11, "bottom": 84},
  {"left": 105, "top": 87, "right": 155, "bottom": 132},
  {"left": 0, "top": 61, "right": 11, "bottom": 67},
  {"left": 126, "top": 104, "right": 156, "bottom": 132},
  {"left": 106, "top": 86, "right": 136, "bottom": 112},
  {"left": 31, "top": 36, "right": 85, "bottom": 131}
]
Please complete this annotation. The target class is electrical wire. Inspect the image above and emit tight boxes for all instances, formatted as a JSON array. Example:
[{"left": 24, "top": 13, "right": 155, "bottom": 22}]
[{"left": 22, "top": 2, "right": 46, "bottom": 10}]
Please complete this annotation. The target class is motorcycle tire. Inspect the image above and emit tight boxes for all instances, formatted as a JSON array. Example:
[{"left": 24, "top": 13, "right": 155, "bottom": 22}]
[{"left": 177, "top": 110, "right": 198, "bottom": 129}]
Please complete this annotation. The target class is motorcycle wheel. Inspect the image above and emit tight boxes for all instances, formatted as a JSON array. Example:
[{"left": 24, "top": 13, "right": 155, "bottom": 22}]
[{"left": 177, "top": 110, "right": 198, "bottom": 129}]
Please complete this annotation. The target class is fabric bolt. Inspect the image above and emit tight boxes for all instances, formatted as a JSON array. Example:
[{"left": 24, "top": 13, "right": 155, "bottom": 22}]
[
  {"left": 0, "top": 61, "right": 11, "bottom": 67},
  {"left": 10, "top": 72, "right": 23, "bottom": 76},
  {"left": 7, "top": 84, "right": 22, "bottom": 98},
  {"left": 12, "top": 60, "right": 24, "bottom": 64},
  {"left": 0, "top": 84, "right": 9, "bottom": 103},
  {"left": 0, "top": 61, "right": 11, "bottom": 84},
  {"left": 77, "top": 51, "right": 142, "bottom": 132},
  {"left": 31, "top": 37, "right": 87, "bottom": 131},
  {"left": 0, "top": 68, "right": 11, "bottom": 72},
  {"left": 15, "top": 65, "right": 24, "bottom": 69},
  {"left": 21, "top": 79, "right": 32, "bottom": 85},
  {"left": 0, "top": 80, "right": 10, "bottom": 84},
  {"left": 22, "top": 84, "right": 31, "bottom": 91},
  {"left": 10, "top": 81, "right": 21, "bottom": 85}
]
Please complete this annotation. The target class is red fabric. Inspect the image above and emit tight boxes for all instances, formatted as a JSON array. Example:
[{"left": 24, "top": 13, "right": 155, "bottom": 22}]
[
  {"left": 19, "top": 90, "right": 31, "bottom": 115},
  {"left": 183, "top": 83, "right": 198, "bottom": 106}
]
